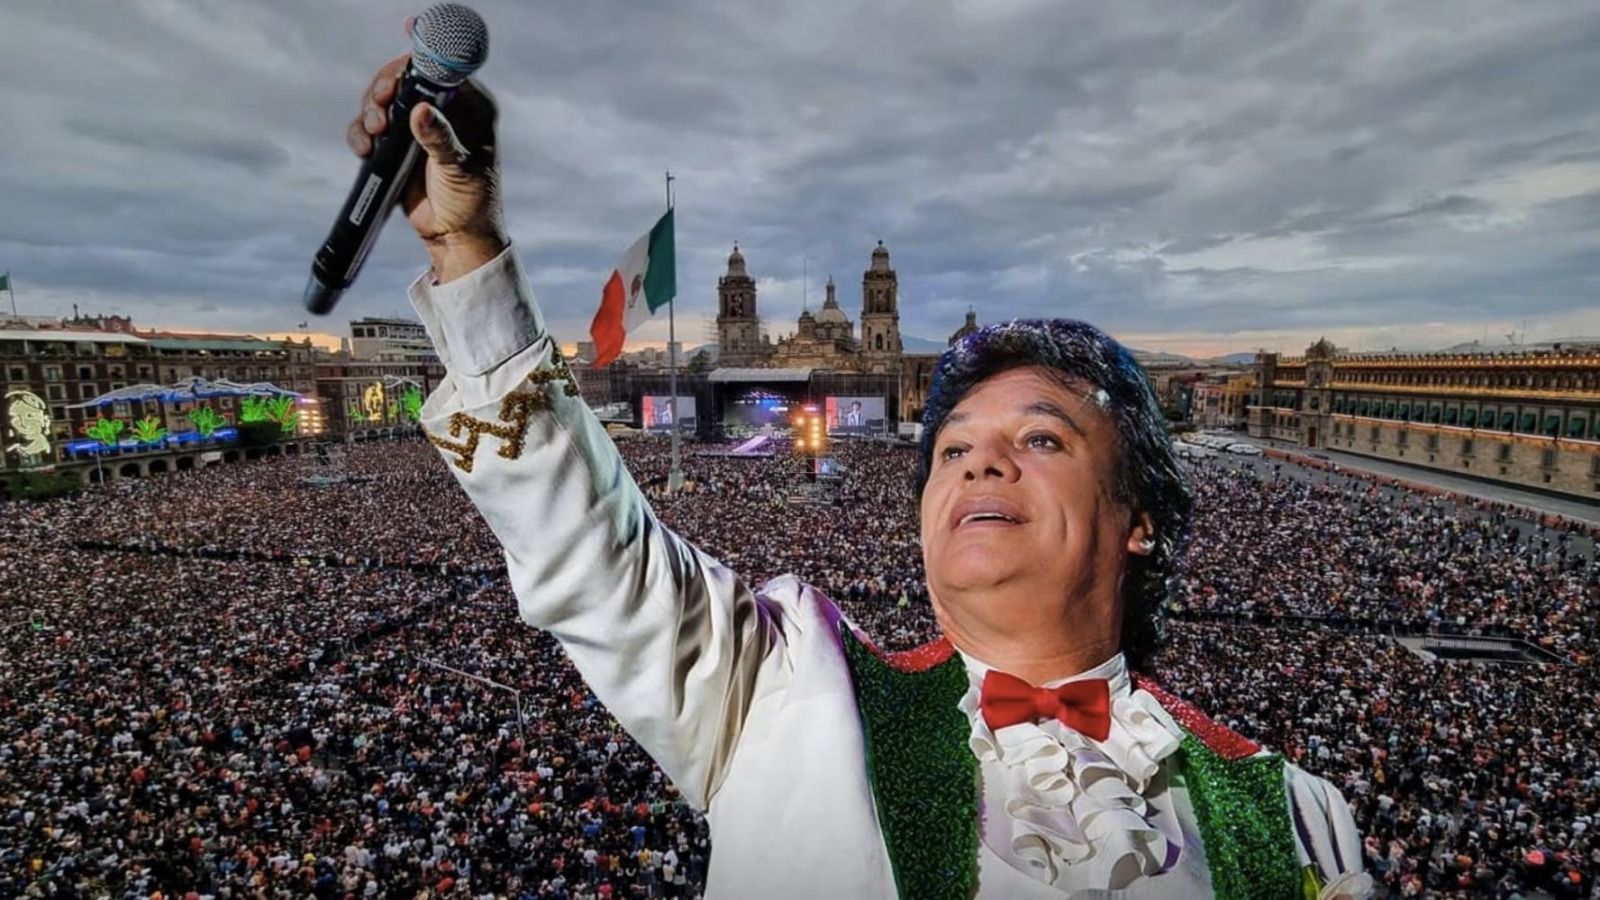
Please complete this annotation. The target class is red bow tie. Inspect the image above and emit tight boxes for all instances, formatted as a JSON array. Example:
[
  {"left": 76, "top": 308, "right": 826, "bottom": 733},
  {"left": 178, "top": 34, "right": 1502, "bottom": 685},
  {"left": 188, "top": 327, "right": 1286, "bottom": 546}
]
[{"left": 979, "top": 670, "right": 1112, "bottom": 741}]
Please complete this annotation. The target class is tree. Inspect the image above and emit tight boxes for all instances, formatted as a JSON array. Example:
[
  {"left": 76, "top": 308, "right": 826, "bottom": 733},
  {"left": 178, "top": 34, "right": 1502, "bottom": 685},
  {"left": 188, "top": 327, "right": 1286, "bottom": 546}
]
[{"left": 686, "top": 349, "right": 713, "bottom": 374}]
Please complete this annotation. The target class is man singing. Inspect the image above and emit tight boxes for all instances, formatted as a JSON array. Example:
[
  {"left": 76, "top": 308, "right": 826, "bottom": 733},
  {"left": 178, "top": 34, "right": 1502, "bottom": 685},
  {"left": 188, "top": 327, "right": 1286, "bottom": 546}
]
[{"left": 348, "top": 28, "right": 1369, "bottom": 900}]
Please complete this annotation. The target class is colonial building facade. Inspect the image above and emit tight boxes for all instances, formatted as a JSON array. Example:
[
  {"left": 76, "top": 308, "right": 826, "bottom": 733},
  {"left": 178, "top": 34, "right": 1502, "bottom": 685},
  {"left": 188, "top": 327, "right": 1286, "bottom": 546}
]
[
  {"left": 1250, "top": 338, "right": 1600, "bottom": 498},
  {"left": 0, "top": 316, "right": 320, "bottom": 485},
  {"left": 1191, "top": 372, "right": 1254, "bottom": 429},
  {"left": 714, "top": 241, "right": 904, "bottom": 375}
]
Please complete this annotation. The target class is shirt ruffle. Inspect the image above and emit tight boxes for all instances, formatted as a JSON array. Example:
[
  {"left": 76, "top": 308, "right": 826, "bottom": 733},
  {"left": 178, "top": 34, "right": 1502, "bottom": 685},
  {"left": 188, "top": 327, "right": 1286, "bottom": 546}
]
[{"left": 958, "top": 653, "right": 1186, "bottom": 890}]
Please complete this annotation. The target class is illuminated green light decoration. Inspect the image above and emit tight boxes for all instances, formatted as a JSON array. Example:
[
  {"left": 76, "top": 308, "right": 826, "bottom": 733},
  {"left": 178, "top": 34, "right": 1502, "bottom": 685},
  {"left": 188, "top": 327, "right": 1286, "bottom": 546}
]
[
  {"left": 187, "top": 406, "right": 227, "bottom": 440},
  {"left": 239, "top": 395, "right": 298, "bottom": 435},
  {"left": 401, "top": 385, "right": 424, "bottom": 423},
  {"left": 83, "top": 417, "right": 126, "bottom": 447},
  {"left": 239, "top": 395, "right": 271, "bottom": 424},
  {"left": 265, "top": 395, "right": 298, "bottom": 435},
  {"left": 131, "top": 415, "right": 167, "bottom": 445}
]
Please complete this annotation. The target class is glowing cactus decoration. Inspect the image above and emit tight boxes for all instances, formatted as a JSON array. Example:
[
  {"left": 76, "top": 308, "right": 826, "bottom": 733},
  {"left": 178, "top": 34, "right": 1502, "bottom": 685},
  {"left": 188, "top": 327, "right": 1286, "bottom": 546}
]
[
  {"left": 131, "top": 416, "right": 167, "bottom": 445},
  {"left": 264, "top": 396, "right": 297, "bottom": 434},
  {"left": 240, "top": 395, "right": 297, "bottom": 434},
  {"left": 401, "top": 385, "right": 424, "bottom": 423},
  {"left": 239, "top": 395, "right": 270, "bottom": 423},
  {"left": 187, "top": 406, "right": 226, "bottom": 439},
  {"left": 83, "top": 417, "right": 126, "bottom": 447}
]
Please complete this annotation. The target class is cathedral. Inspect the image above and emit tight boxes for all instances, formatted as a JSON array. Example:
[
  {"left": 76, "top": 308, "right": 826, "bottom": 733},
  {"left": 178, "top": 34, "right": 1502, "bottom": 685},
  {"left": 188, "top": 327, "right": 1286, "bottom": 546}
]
[{"left": 715, "top": 241, "right": 904, "bottom": 374}]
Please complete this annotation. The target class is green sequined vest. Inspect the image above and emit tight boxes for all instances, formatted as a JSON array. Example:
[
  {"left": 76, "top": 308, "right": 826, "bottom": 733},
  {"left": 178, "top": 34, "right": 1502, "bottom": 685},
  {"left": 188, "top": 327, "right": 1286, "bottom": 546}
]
[{"left": 840, "top": 627, "right": 1311, "bottom": 900}]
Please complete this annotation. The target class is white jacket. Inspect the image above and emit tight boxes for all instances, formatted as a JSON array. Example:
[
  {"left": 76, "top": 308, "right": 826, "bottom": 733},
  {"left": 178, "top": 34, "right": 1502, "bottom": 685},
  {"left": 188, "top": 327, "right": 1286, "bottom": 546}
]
[{"left": 408, "top": 247, "right": 1369, "bottom": 899}]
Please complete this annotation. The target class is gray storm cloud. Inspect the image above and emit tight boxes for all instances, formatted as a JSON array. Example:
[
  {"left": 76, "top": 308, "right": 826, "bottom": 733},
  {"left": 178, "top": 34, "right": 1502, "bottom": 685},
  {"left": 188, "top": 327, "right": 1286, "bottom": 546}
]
[{"left": 1, "top": 0, "right": 1596, "bottom": 355}]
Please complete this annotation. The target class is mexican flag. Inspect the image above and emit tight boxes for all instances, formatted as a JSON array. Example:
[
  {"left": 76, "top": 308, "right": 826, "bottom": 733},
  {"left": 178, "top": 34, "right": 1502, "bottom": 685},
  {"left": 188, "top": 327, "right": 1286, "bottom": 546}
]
[{"left": 589, "top": 209, "right": 676, "bottom": 367}]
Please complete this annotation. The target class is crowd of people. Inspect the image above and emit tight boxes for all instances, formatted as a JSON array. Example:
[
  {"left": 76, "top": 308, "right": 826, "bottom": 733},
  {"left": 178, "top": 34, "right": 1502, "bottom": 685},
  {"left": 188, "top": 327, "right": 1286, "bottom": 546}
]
[
  {"left": 1177, "top": 458, "right": 1600, "bottom": 662},
  {"left": 1, "top": 430, "right": 1597, "bottom": 897}
]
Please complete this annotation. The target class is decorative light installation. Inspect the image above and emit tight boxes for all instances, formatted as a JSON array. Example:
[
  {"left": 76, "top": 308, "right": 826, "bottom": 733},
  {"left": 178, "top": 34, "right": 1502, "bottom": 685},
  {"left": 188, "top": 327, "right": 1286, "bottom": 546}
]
[
  {"left": 187, "top": 407, "right": 227, "bottom": 439},
  {"left": 83, "top": 417, "right": 126, "bottom": 447},
  {"left": 3, "top": 390, "right": 52, "bottom": 468},
  {"left": 401, "top": 385, "right": 424, "bottom": 423},
  {"left": 62, "top": 376, "right": 303, "bottom": 456},
  {"left": 71, "top": 376, "right": 300, "bottom": 407},
  {"left": 240, "top": 395, "right": 299, "bottom": 434},
  {"left": 131, "top": 416, "right": 167, "bottom": 445},
  {"left": 362, "top": 382, "right": 386, "bottom": 423}
]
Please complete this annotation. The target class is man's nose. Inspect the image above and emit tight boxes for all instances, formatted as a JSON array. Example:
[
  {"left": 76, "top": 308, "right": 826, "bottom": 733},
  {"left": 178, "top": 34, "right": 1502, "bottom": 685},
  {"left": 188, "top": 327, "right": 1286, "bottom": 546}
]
[{"left": 962, "top": 442, "right": 1020, "bottom": 482}]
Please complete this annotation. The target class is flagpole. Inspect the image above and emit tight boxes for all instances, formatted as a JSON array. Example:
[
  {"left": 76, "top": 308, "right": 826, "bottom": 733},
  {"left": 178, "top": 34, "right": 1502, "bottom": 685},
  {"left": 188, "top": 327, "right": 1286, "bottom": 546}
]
[
  {"left": 6, "top": 273, "right": 15, "bottom": 319},
  {"left": 665, "top": 171, "right": 684, "bottom": 494}
]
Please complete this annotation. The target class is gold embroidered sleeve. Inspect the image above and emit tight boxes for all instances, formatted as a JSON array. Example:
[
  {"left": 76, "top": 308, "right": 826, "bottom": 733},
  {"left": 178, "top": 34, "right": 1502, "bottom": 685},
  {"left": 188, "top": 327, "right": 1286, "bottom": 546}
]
[{"left": 424, "top": 349, "right": 582, "bottom": 474}]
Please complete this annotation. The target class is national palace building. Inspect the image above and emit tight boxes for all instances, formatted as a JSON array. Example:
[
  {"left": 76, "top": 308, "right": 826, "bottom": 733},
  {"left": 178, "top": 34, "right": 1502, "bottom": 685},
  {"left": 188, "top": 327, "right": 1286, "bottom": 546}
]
[{"left": 1249, "top": 337, "right": 1600, "bottom": 499}]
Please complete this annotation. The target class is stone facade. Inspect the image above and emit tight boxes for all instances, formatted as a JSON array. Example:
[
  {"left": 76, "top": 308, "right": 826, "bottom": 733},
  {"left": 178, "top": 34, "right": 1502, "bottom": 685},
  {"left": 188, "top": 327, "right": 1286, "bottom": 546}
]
[
  {"left": 769, "top": 277, "right": 861, "bottom": 369},
  {"left": 858, "top": 241, "right": 903, "bottom": 374},
  {"left": 1249, "top": 339, "right": 1600, "bottom": 499},
  {"left": 0, "top": 317, "right": 320, "bottom": 484},
  {"left": 1191, "top": 372, "right": 1254, "bottom": 429},
  {"left": 714, "top": 245, "right": 769, "bottom": 368},
  {"left": 714, "top": 241, "right": 904, "bottom": 375}
]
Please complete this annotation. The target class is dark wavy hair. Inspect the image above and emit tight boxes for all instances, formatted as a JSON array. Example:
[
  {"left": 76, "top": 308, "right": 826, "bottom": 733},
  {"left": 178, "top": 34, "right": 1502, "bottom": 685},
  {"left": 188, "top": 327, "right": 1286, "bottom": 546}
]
[{"left": 914, "top": 319, "right": 1194, "bottom": 672}]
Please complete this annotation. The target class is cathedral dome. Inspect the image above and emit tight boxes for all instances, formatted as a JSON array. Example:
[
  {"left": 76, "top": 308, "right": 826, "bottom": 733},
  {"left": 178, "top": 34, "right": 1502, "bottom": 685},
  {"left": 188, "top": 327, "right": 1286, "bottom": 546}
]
[{"left": 949, "top": 309, "right": 979, "bottom": 346}]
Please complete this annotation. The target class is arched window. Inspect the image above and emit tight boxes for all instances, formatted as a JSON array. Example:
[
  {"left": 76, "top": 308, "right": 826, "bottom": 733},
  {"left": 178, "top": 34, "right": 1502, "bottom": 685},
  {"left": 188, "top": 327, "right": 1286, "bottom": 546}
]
[{"left": 875, "top": 334, "right": 884, "bottom": 351}]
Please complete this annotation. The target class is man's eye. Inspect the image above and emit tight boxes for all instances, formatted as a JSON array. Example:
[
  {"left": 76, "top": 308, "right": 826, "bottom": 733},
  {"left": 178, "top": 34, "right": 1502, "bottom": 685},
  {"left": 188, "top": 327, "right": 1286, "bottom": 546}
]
[
  {"left": 940, "top": 445, "right": 967, "bottom": 461},
  {"left": 1026, "top": 433, "right": 1061, "bottom": 449}
]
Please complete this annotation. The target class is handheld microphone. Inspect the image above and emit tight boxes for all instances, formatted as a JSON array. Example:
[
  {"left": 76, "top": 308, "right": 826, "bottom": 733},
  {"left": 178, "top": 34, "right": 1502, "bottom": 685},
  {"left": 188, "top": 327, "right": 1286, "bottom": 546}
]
[{"left": 303, "top": 4, "right": 489, "bottom": 316}]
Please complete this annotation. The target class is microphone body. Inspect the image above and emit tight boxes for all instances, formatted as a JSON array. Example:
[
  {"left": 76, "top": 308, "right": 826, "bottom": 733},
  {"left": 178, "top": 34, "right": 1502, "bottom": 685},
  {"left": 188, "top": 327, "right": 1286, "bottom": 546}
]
[
  {"left": 304, "top": 4, "right": 488, "bottom": 316},
  {"left": 304, "top": 72, "right": 455, "bottom": 316}
]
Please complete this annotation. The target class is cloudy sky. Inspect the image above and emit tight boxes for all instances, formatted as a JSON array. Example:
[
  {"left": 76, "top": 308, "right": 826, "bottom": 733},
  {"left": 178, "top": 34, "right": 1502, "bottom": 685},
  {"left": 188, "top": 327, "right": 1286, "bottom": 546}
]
[{"left": 3, "top": 0, "right": 1597, "bottom": 359}]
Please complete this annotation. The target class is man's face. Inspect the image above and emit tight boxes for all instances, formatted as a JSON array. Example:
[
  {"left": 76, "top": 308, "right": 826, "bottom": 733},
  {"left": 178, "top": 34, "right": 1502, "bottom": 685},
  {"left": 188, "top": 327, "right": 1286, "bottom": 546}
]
[{"left": 919, "top": 366, "right": 1148, "bottom": 642}]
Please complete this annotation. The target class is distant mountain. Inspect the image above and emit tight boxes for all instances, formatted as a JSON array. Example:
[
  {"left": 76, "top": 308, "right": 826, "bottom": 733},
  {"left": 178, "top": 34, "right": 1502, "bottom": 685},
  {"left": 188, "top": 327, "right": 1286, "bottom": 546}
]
[
  {"left": 1130, "top": 349, "right": 1199, "bottom": 367},
  {"left": 900, "top": 334, "right": 948, "bottom": 353},
  {"left": 1206, "top": 352, "right": 1258, "bottom": 366},
  {"left": 1436, "top": 336, "right": 1600, "bottom": 354}
]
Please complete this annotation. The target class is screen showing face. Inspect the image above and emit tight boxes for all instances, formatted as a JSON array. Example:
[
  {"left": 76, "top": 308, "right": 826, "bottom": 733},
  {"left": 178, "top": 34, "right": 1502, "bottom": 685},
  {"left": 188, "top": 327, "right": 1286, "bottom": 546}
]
[
  {"left": 824, "top": 396, "right": 885, "bottom": 433},
  {"left": 642, "top": 396, "right": 696, "bottom": 431}
]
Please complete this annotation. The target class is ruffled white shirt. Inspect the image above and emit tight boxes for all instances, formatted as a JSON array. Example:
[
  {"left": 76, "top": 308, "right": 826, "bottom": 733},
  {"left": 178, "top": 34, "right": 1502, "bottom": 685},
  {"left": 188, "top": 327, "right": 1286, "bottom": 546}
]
[{"left": 957, "top": 651, "right": 1373, "bottom": 899}]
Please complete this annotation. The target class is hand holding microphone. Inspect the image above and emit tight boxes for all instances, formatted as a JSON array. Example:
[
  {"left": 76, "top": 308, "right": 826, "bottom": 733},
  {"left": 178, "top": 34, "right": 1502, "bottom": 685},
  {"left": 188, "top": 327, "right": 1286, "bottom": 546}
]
[{"left": 306, "top": 4, "right": 507, "bottom": 314}]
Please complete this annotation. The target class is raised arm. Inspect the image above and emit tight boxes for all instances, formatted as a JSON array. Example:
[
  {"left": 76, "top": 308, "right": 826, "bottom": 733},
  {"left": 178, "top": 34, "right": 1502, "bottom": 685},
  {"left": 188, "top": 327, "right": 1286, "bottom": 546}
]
[
  {"left": 344, "top": 32, "right": 786, "bottom": 809},
  {"left": 408, "top": 249, "right": 785, "bottom": 810}
]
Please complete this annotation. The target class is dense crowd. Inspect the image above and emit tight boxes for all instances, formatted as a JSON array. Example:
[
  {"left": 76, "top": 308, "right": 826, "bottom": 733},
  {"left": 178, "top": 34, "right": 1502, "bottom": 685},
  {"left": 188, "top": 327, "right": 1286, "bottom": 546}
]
[
  {"left": 1, "top": 431, "right": 1597, "bottom": 897},
  {"left": 1177, "top": 457, "right": 1600, "bottom": 662}
]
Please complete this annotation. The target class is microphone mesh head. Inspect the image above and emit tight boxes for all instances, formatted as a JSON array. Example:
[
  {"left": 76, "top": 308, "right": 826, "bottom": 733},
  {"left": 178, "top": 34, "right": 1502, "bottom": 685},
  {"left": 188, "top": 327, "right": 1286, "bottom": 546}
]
[{"left": 410, "top": 4, "right": 488, "bottom": 86}]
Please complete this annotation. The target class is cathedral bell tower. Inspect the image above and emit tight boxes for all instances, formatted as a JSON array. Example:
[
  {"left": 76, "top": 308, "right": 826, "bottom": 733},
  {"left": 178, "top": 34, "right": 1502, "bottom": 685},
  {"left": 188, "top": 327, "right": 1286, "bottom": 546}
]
[
  {"left": 859, "top": 240, "right": 902, "bottom": 373},
  {"left": 716, "top": 244, "right": 765, "bottom": 367}
]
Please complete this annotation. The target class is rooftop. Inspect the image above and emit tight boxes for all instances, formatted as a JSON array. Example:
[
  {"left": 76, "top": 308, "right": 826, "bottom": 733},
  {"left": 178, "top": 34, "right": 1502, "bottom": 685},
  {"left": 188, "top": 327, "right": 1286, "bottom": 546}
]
[
  {"left": 708, "top": 367, "right": 814, "bottom": 383},
  {"left": 0, "top": 329, "right": 148, "bottom": 344}
]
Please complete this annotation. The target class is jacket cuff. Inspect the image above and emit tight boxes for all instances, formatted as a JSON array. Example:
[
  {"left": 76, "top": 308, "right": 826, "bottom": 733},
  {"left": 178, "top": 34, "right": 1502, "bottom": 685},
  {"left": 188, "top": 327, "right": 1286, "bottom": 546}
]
[{"left": 408, "top": 244, "right": 546, "bottom": 377}]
